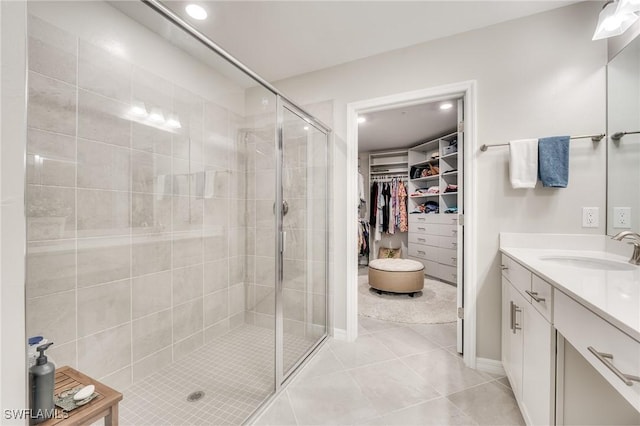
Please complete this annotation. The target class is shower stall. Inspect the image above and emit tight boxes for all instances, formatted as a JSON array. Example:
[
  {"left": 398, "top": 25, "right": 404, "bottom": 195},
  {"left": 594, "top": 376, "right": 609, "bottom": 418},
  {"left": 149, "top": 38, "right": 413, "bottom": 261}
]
[{"left": 23, "top": 1, "right": 330, "bottom": 423}]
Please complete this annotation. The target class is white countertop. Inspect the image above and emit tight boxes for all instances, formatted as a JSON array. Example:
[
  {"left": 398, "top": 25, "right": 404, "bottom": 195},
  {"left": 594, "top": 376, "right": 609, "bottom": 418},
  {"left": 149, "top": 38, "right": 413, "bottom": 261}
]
[{"left": 500, "top": 234, "right": 640, "bottom": 343}]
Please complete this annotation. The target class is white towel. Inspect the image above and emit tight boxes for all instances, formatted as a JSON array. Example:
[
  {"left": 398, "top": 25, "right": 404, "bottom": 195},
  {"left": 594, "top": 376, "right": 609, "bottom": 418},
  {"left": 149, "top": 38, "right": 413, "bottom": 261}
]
[{"left": 509, "top": 139, "right": 538, "bottom": 189}]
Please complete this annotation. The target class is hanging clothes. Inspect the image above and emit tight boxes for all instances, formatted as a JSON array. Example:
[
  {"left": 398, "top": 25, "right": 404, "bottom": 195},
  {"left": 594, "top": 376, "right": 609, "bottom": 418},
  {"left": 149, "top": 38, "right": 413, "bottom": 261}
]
[
  {"left": 370, "top": 182, "right": 378, "bottom": 228},
  {"left": 375, "top": 183, "right": 385, "bottom": 241},
  {"left": 382, "top": 183, "right": 391, "bottom": 233},
  {"left": 398, "top": 180, "right": 408, "bottom": 232},
  {"left": 370, "top": 179, "right": 408, "bottom": 238},
  {"left": 358, "top": 220, "right": 370, "bottom": 257}
]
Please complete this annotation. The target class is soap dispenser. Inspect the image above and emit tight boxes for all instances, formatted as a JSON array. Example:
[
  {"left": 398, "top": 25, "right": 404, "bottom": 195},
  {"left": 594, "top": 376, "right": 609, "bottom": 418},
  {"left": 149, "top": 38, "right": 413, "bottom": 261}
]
[{"left": 29, "top": 342, "right": 55, "bottom": 424}]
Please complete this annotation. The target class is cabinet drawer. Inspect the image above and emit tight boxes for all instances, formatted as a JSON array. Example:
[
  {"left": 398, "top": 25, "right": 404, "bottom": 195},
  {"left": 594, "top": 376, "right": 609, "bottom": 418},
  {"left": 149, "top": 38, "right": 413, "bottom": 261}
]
[
  {"left": 501, "top": 255, "right": 532, "bottom": 297},
  {"left": 409, "top": 223, "right": 439, "bottom": 236},
  {"left": 408, "top": 243, "right": 436, "bottom": 261},
  {"left": 408, "top": 214, "right": 432, "bottom": 224},
  {"left": 439, "top": 235, "right": 458, "bottom": 250},
  {"left": 408, "top": 233, "right": 436, "bottom": 246},
  {"left": 437, "top": 224, "right": 458, "bottom": 237},
  {"left": 530, "top": 275, "right": 553, "bottom": 322},
  {"left": 439, "top": 264, "right": 457, "bottom": 283},
  {"left": 437, "top": 247, "right": 457, "bottom": 267},
  {"left": 554, "top": 290, "right": 640, "bottom": 412}
]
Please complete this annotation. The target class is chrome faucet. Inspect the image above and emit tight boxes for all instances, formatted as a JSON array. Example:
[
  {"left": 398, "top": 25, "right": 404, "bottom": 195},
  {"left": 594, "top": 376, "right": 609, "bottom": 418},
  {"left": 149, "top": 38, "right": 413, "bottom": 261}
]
[{"left": 611, "top": 231, "right": 640, "bottom": 265}]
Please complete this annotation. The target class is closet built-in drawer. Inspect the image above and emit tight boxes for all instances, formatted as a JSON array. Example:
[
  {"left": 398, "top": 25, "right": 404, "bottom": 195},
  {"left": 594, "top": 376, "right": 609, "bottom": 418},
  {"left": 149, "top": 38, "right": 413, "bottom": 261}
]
[
  {"left": 408, "top": 243, "right": 437, "bottom": 262},
  {"left": 409, "top": 214, "right": 431, "bottom": 224},
  {"left": 408, "top": 234, "right": 437, "bottom": 247},
  {"left": 439, "top": 235, "right": 458, "bottom": 250},
  {"left": 501, "top": 254, "right": 532, "bottom": 297},
  {"left": 554, "top": 290, "right": 640, "bottom": 412},
  {"left": 437, "top": 224, "right": 458, "bottom": 238},
  {"left": 438, "top": 264, "right": 457, "bottom": 283},
  {"left": 407, "top": 257, "right": 436, "bottom": 275},
  {"left": 437, "top": 247, "right": 457, "bottom": 267},
  {"left": 409, "top": 223, "right": 439, "bottom": 236},
  {"left": 530, "top": 275, "right": 553, "bottom": 322}
]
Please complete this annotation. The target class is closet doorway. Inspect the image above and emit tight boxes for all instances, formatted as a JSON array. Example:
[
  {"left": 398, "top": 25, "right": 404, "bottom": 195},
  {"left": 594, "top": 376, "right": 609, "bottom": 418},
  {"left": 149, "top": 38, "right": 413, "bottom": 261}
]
[{"left": 346, "top": 82, "right": 478, "bottom": 368}]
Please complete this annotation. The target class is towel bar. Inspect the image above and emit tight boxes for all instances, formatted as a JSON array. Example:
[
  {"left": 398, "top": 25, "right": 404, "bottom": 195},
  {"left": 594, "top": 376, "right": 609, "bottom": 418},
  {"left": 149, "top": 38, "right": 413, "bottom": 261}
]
[{"left": 480, "top": 133, "right": 605, "bottom": 152}]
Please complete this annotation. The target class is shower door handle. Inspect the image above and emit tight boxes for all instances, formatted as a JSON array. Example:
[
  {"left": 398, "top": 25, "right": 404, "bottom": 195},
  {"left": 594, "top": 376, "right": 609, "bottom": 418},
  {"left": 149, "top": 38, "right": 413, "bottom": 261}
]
[{"left": 273, "top": 200, "right": 289, "bottom": 216}]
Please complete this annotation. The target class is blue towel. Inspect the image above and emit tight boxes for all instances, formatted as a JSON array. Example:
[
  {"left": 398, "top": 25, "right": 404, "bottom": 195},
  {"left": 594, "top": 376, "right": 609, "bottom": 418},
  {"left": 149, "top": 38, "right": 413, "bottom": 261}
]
[{"left": 538, "top": 136, "right": 570, "bottom": 188}]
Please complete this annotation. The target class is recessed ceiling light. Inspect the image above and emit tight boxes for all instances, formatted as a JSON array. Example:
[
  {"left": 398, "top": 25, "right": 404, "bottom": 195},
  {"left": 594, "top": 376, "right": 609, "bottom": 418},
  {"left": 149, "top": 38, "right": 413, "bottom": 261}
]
[
  {"left": 357, "top": 116, "right": 366, "bottom": 124},
  {"left": 303, "top": 126, "right": 309, "bottom": 131},
  {"left": 185, "top": 4, "right": 208, "bottom": 20},
  {"left": 439, "top": 102, "right": 453, "bottom": 110}
]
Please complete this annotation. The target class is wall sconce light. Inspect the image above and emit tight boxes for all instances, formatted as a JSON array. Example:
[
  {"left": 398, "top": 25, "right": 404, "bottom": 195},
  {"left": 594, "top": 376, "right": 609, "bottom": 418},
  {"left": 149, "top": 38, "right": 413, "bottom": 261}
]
[{"left": 593, "top": 0, "right": 639, "bottom": 40}]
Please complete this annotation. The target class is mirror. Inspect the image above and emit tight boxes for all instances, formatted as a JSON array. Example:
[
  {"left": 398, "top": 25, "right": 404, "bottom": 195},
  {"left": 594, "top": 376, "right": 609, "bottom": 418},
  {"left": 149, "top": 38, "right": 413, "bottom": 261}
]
[{"left": 607, "top": 34, "right": 640, "bottom": 235}]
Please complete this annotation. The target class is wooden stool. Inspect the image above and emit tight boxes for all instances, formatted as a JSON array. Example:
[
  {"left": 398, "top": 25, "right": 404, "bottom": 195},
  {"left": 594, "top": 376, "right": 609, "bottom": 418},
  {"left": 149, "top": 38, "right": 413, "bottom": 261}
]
[{"left": 41, "top": 366, "right": 122, "bottom": 426}]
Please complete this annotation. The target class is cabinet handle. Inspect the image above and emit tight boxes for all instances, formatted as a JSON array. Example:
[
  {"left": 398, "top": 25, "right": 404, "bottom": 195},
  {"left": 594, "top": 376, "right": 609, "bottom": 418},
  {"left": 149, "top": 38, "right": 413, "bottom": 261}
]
[
  {"left": 587, "top": 346, "right": 640, "bottom": 386},
  {"left": 418, "top": 250, "right": 426, "bottom": 255},
  {"left": 418, "top": 238, "right": 426, "bottom": 242},
  {"left": 510, "top": 301, "right": 521, "bottom": 334},
  {"left": 418, "top": 227, "right": 426, "bottom": 231},
  {"left": 525, "top": 290, "right": 546, "bottom": 303},
  {"left": 501, "top": 265, "right": 508, "bottom": 270},
  {"left": 418, "top": 217, "right": 425, "bottom": 221},
  {"left": 451, "top": 242, "right": 457, "bottom": 246}
]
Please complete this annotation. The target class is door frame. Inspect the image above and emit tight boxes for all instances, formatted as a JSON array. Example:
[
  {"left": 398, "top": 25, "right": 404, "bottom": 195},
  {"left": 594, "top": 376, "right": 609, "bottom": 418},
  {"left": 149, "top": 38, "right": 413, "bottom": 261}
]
[
  {"left": 345, "top": 81, "right": 478, "bottom": 369},
  {"left": 276, "top": 97, "right": 332, "bottom": 389}
]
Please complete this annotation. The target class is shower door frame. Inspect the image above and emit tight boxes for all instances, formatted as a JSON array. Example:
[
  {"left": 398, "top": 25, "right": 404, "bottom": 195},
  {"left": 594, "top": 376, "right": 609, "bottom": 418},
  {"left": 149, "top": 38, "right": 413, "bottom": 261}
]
[
  {"left": 143, "top": 0, "right": 333, "bottom": 398},
  {"left": 275, "top": 98, "right": 331, "bottom": 390}
]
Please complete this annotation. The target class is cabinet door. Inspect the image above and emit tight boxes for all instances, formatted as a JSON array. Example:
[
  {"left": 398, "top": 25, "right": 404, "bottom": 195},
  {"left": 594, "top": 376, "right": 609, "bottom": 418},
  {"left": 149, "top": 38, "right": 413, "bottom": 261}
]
[
  {"left": 502, "top": 279, "right": 524, "bottom": 399},
  {"left": 522, "top": 300, "right": 554, "bottom": 425}
]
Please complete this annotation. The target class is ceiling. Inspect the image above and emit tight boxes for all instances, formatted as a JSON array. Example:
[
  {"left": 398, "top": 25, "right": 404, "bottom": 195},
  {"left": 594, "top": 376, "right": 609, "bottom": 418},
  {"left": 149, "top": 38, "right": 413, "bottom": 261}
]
[
  {"left": 161, "top": 1, "right": 576, "bottom": 82},
  {"left": 358, "top": 100, "right": 458, "bottom": 152}
]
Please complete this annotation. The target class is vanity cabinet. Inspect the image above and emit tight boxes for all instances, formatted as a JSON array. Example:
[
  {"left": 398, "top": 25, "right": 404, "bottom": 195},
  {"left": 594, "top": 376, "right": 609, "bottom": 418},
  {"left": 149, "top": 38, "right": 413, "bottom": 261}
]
[
  {"left": 554, "top": 290, "right": 640, "bottom": 413},
  {"left": 501, "top": 255, "right": 555, "bottom": 426}
]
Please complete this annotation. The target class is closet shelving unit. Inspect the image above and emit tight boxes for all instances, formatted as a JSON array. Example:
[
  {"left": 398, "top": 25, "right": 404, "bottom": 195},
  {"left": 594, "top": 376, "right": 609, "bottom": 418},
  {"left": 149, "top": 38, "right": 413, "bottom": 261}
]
[
  {"left": 368, "top": 149, "right": 409, "bottom": 260},
  {"left": 407, "top": 131, "right": 461, "bottom": 284},
  {"left": 369, "top": 150, "right": 409, "bottom": 177}
]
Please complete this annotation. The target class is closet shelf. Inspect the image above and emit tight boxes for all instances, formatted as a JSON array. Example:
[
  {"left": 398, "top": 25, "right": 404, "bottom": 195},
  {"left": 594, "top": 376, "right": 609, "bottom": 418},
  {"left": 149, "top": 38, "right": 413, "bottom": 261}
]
[
  {"left": 410, "top": 194, "right": 440, "bottom": 199},
  {"left": 440, "top": 152, "right": 458, "bottom": 160},
  {"left": 441, "top": 191, "right": 458, "bottom": 196},
  {"left": 370, "top": 161, "right": 408, "bottom": 167},
  {"left": 442, "top": 171, "right": 458, "bottom": 176},
  {"left": 411, "top": 158, "right": 439, "bottom": 168},
  {"left": 410, "top": 175, "right": 440, "bottom": 182}
]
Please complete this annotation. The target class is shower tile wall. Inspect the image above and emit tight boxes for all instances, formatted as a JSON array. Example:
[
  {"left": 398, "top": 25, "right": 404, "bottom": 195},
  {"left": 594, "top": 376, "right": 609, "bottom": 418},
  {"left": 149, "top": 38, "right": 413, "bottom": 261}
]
[{"left": 25, "top": 15, "right": 248, "bottom": 390}]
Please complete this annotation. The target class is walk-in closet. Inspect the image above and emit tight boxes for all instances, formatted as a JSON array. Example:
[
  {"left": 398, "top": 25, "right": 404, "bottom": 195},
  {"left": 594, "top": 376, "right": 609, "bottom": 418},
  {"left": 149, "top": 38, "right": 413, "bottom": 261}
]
[{"left": 356, "top": 99, "right": 464, "bottom": 333}]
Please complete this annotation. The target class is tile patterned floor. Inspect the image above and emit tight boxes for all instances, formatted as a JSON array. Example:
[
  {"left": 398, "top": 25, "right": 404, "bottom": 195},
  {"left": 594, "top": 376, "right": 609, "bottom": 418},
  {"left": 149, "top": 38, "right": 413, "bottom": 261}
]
[
  {"left": 254, "top": 317, "right": 525, "bottom": 426},
  {"left": 119, "top": 325, "right": 316, "bottom": 426}
]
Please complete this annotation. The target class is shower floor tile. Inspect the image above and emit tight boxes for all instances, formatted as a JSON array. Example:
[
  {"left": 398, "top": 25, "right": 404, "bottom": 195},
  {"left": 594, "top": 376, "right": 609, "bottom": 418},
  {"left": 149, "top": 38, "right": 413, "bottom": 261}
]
[{"left": 119, "top": 324, "right": 318, "bottom": 426}]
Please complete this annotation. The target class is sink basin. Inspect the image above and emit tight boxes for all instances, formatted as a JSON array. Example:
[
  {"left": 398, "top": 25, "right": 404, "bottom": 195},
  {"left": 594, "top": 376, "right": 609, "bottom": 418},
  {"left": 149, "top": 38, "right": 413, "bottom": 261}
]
[{"left": 539, "top": 255, "right": 636, "bottom": 271}]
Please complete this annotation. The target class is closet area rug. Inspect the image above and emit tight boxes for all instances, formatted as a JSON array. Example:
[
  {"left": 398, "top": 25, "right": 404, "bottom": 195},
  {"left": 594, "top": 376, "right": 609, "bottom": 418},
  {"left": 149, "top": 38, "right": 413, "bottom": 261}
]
[{"left": 358, "top": 273, "right": 457, "bottom": 324}]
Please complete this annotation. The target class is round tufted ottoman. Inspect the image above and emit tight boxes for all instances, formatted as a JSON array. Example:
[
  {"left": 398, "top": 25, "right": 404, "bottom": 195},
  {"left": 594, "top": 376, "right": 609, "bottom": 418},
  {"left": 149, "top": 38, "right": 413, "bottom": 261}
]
[{"left": 368, "top": 258, "right": 425, "bottom": 297}]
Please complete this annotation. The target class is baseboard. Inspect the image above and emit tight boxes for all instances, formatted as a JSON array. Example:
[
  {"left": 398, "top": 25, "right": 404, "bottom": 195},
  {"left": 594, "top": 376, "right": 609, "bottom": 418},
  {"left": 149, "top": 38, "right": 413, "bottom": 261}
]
[
  {"left": 476, "top": 357, "right": 505, "bottom": 376},
  {"left": 333, "top": 328, "right": 347, "bottom": 340}
]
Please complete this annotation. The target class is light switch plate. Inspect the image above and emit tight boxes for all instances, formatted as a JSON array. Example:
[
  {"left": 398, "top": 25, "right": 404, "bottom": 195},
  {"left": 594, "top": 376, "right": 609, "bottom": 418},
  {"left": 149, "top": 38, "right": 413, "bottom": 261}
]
[
  {"left": 613, "top": 207, "right": 631, "bottom": 229},
  {"left": 582, "top": 207, "right": 599, "bottom": 228}
]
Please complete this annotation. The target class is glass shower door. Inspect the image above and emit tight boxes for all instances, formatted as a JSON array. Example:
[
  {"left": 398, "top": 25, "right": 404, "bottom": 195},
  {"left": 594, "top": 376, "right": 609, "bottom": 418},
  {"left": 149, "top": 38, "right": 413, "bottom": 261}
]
[{"left": 278, "top": 102, "right": 329, "bottom": 378}]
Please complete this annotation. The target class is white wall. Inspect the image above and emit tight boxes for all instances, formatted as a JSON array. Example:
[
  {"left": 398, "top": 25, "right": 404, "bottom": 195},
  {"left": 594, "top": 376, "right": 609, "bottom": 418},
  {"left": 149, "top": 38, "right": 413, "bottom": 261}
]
[
  {"left": 257, "top": 2, "right": 608, "bottom": 360},
  {"left": 1, "top": 1, "right": 27, "bottom": 420}
]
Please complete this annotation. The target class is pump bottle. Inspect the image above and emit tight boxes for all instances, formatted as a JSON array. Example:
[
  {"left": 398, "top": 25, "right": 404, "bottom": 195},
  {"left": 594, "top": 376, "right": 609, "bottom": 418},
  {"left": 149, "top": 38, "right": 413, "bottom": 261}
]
[{"left": 29, "top": 342, "right": 55, "bottom": 424}]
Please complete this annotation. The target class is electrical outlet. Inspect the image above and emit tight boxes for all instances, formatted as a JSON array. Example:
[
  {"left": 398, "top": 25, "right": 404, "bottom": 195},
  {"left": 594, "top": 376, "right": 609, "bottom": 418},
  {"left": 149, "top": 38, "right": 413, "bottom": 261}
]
[
  {"left": 613, "top": 207, "right": 631, "bottom": 229},
  {"left": 582, "top": 207, "right": 599, "bottom": 228}
]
